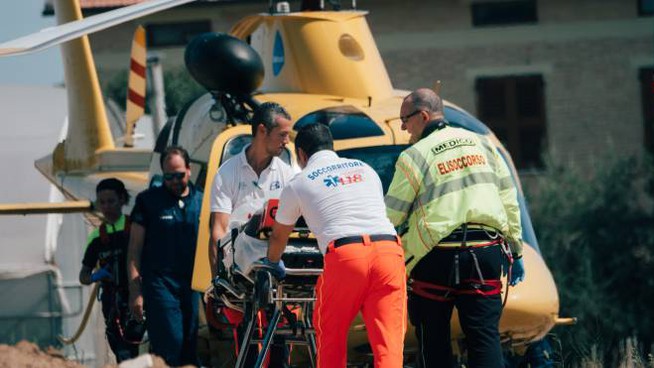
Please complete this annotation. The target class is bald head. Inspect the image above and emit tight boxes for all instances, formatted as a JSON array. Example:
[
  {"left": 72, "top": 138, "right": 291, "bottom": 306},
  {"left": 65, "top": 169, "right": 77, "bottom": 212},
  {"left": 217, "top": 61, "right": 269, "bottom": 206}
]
[{"left": 404, "top": 88, "right": 444, "bottom": 120}]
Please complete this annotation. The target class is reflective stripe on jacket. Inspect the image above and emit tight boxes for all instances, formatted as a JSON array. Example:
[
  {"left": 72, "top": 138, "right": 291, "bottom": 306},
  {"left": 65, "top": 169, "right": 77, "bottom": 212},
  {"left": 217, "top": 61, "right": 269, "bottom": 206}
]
[{"left": 385, "top": 126, "right": 522, "bottom": 274}]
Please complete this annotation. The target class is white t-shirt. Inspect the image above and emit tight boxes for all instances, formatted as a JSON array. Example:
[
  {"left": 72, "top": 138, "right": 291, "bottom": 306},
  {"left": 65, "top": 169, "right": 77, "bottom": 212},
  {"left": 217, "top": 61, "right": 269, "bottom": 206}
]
[
  {"left": 275, "top": 150, "right": 396, "bottom": 254},
  {"left": 211, "top": 144, "right": 297, "bottom": 229}
]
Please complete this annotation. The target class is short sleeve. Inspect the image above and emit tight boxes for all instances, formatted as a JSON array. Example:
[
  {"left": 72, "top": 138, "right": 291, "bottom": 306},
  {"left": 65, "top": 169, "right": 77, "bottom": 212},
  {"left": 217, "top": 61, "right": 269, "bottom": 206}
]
[
  {"left": 275, "top": 185, "right": 301, "bottom": 226},
  {"left": 210, "top": 168, "right": 234, "bottom": 213},
  {"left": 130, "top": 192, "right": 147, "bottom": 227},
  {"left": 82, "top": 239, "right": 99, "bottom": 268}
]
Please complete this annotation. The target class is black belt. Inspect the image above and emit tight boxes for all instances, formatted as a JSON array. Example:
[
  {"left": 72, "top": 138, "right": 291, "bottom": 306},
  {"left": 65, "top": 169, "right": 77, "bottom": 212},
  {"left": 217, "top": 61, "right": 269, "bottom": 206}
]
[
  {"left": 333, "top": 234, "right": 398, "bottom": 248},
  {"left": 440, "top": 228, "right": 499, "bottom": 243}
]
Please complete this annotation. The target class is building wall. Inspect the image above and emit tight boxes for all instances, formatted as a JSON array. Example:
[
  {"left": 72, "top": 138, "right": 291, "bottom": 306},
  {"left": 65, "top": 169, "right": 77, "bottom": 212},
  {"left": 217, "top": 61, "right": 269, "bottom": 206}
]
[
  {"left": 367, "top": 0, "right": 653, "bottom": 169},
  {"left": 80, "top": 0, "right": 653, "bottom": 171}
]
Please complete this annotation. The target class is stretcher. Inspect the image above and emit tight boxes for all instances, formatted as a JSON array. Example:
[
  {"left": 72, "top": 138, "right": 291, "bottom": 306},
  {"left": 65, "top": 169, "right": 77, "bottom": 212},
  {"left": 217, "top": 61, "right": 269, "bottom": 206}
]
[{"left": 205, "top": 200, "right": 323, "bottom": 368}]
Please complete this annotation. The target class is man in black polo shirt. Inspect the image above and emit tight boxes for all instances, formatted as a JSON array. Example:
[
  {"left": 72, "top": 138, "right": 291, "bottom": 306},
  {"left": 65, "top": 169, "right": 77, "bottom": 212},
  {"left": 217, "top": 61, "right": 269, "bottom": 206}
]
[{"left": 127, "top": 146, "right": 203, "bottom": 366}]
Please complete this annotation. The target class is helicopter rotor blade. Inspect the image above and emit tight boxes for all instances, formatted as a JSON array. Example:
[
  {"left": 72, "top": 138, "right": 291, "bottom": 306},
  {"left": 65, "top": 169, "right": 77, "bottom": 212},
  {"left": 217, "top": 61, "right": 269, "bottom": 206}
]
[{"left": 0, "top": 0, "right": 195, "bottom": 57}]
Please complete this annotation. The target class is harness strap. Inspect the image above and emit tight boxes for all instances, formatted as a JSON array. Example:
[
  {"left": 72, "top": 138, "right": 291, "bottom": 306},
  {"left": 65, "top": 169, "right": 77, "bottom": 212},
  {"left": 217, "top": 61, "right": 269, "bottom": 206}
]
[
  {"left": 409, "top": 278, "right": 503, "bottom": 302},
  {"left": 409, "top": 279, "right": 456, "bottom": 302},
  {"left": 99, "top": 215, "right": 131, "bottom": 244},
  {"left": 437, "top": 238, "right": 503, "bottom": 249},
  {"left": 107, "top": 290, "right": 144, "bottom": 345}
]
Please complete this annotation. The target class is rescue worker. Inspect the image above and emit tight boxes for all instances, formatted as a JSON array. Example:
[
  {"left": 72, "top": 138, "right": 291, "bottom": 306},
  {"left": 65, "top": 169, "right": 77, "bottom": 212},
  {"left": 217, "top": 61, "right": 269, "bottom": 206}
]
[
  {"left": 265, "top": 123, "right": 407, "bottom": 368},
  {"left": 385, "top": 88, "right": 525, "bottom": 367},
  {"left": 127, "top": 146, "right": 203, "bottom": 367},
  {"left": 209, "top": 101, "right": 296, "bottom": 367},
  {"left": 209, "top": 101, "right": 295, "bottom": 278},
  {"left": 79, "top": 178, "right": 144, "bottom": 363}
]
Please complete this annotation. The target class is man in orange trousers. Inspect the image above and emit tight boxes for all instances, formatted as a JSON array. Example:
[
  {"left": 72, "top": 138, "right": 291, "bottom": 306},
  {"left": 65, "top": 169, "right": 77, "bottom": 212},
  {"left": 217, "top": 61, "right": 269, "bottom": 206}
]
[{"left": 264, "top": 123, "right": 407, "bottom": 367}]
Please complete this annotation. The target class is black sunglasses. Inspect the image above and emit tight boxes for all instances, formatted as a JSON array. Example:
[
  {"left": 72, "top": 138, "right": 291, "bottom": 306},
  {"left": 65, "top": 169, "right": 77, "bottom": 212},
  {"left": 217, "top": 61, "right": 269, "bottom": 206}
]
[
  {"left": 163, "top": 172, "right": 186, "bottom": 181},
  {"left": 400, "top": 110, "right": 424, "bottom": 124}
]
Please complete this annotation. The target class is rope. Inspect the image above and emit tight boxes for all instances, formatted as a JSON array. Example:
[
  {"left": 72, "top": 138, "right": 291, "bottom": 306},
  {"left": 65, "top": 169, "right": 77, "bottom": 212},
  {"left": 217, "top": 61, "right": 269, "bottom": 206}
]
[{"left": 58, "top": 283, "right": 99, "bottom": 345}]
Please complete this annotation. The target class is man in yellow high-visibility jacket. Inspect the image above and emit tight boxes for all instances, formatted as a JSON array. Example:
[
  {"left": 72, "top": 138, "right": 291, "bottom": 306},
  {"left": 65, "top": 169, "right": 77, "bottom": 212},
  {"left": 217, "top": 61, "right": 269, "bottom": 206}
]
[{"left": 386, "top": 88, "right": 525, "bottom": 367}]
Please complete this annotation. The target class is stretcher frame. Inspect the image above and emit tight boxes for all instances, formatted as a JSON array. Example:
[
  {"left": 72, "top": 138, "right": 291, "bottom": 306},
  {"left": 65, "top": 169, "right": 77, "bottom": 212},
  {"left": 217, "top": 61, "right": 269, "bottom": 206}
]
[{"left": 208, "top": 226, "right": 323, "bottom": 368}]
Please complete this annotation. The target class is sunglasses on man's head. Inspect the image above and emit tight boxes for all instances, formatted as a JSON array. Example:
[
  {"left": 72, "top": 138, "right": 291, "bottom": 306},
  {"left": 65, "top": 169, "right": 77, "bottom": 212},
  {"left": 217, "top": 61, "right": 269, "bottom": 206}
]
[{"left": 163, "top": 172, "right": 185, "bottom": 181}]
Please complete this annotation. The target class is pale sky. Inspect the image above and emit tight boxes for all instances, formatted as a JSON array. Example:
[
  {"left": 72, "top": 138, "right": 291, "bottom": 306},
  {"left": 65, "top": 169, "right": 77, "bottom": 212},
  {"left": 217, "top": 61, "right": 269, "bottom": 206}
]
[{"left": 0, "top": 1, "right": 64, "bottom": 85}]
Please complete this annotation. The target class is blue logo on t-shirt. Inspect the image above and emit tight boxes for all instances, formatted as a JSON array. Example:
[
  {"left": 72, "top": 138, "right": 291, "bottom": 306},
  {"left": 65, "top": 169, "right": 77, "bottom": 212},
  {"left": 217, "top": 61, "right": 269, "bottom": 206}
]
[
  {"left": 324, "top": 175, "right": 340, "bottom": 187},
  {"left": 273, "top": 31, "right": 284, "bottom": 76}
]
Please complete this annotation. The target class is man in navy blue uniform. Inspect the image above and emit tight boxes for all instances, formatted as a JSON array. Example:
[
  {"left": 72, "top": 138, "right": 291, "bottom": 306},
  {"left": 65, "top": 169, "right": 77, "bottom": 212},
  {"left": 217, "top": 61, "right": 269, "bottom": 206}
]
[{"left": 127, "top": 146, "right": 203, "bottom": 366}]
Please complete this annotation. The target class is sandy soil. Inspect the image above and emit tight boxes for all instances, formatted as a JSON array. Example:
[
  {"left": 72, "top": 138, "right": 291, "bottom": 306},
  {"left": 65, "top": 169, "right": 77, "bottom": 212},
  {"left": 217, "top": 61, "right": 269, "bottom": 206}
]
[
  {"left": 0, "top": 341, "right": 171, "bottom": 368},
  {"left": 0, "top": 341, "right": 85, "bottom": 368}
]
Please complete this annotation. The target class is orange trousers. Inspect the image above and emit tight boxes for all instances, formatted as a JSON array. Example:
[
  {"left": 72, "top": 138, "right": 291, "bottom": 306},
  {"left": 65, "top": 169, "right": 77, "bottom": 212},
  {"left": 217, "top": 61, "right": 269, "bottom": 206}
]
[{"left": 313, "top": 236, "right": 407, "bottom": 368}]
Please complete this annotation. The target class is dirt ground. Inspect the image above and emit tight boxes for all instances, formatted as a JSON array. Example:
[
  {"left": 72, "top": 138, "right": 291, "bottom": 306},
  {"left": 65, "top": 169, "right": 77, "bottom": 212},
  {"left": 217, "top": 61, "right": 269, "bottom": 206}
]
[{"left": 0, "top": 341, "right": 170, "bottom": 368}]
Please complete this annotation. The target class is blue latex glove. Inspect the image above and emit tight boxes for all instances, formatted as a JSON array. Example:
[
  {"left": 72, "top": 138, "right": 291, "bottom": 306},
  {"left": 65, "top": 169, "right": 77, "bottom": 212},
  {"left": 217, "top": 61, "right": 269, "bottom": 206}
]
[
  {"left": 257, "top": 257, "right": 286, "bottom": 280},
  {"left": 510, "top": 258, "right": 525, "bottom": 286},
  {"left": 90, "top": 266, "right": 112, "bottom": 283}
]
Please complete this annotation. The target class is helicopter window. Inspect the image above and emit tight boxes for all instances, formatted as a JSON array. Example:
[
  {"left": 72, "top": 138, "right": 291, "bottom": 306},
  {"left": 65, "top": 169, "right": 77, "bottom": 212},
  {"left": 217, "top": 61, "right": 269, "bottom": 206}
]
[
  {"left": 443, "top": 106, "right": 490, "bottom": 135},
  {"left": 495, "top": 148, "right": 542, "bottom": 254},
  {"left": 337, "top": 145, "right": 409, "bottom": 194},
  {"left": 190, "top": 161, "right": 206, "bottom": 189},
  {"left": 295, "top": 106, "right": 384, "bottom": 139},
  {"left": 338, "top": 34, "right": 364, "bottom": 61},
  {"left": 221, "top": 134, "right": 293, "bottom": 166},
  {"left": 222, "top": 135, "right": 252, "bottom": 164}
]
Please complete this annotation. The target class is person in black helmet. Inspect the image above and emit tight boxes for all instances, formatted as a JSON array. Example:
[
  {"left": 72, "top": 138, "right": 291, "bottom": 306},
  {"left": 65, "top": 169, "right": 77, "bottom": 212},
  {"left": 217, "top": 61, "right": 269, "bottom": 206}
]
[{"left": 79, "top": 178, "right": 145, "bottom": 363}]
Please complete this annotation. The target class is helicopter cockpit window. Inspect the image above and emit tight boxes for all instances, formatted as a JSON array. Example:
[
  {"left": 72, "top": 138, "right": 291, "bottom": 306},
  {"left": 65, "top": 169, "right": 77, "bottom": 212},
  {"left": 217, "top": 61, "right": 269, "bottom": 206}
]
[
  {"left": 337, "top": 145, "right": 409, "bottom": 193},
  {"left": 221, "top": 134, "right": 293, "bottom": 166},
  {"left": 294, "top": 106, "right": 384, "bottom": 140},
  {"left": 222, "top": 135, "right": 252, "bottom": 164},
  {"left": 190, "top": 161, "right": 206, "bottom": 189},
  {"left": 444, "top": 106, "right": 491, "bottom": 135},
  {"left": 495, "top": 148, "right": 542, "bottom": 254}
]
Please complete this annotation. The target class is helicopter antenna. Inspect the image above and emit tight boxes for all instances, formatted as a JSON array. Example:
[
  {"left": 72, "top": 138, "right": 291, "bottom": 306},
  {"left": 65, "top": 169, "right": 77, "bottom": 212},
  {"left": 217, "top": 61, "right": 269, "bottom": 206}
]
[{"left": 434, "top": 80, "right": 442, "bottom": 95}]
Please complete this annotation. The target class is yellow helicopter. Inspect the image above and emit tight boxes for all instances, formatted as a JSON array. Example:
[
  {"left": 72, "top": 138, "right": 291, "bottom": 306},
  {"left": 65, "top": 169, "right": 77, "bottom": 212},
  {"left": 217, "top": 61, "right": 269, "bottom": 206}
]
[{"left": 0, "top": 0, "right": 573, "bottom": 365}]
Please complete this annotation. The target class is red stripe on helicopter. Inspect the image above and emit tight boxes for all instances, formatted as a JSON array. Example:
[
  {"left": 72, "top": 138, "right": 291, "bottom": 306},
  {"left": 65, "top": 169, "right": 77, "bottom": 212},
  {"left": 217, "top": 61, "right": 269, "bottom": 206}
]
[
  {"left": 130, "top": 58, "right": 146, "bottom": 78},
  {"left": 128, "top": 89, "right": 145, "bottom": 108}
]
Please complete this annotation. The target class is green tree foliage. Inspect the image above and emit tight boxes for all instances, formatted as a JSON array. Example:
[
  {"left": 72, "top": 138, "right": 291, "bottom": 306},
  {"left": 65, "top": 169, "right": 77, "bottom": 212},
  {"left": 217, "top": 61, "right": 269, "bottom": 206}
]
[
  {"left": 526, "top": 154, "right": 654, "bottom": 365},
  {"left": 102, "top": 66, "right": 206, "bottom": 117}
]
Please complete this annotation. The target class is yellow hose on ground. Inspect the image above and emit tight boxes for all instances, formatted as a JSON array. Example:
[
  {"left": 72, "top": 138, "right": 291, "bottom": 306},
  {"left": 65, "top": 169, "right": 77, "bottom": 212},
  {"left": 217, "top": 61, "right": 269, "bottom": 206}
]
[{"left": 58, "top": 283, "right": 99, "bottom": 345}]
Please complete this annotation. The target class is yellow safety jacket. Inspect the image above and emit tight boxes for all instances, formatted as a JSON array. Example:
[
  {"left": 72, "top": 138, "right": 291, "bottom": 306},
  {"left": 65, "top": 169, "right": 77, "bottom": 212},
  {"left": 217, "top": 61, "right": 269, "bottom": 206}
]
[{"left": 385, "top": 125, "right": 522, "bottom": 274}]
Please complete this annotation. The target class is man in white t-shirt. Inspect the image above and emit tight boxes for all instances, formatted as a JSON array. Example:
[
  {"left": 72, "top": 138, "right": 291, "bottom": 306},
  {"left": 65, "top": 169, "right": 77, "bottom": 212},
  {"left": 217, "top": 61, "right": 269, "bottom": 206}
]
[
  {"left": 265, "top": 123, "right": 407, "bottom": 368},
  {"left": 209, "top": 102, "right": 296, "bottom": 368},
  {"left": 209, "top": 102, "right": 296, "bottom": 279}
]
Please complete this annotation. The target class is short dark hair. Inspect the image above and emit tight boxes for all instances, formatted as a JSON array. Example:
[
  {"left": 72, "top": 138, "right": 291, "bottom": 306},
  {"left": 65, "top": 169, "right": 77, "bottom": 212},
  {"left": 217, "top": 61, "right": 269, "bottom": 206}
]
[
  {"left": 295, "top": 123, "right": 333, "bottom": 158},
  {"left": 96, "top": 178, "right": 130, "bottom": 203},
  {"left": 160, "top": 145, "right": 190, "bottom": 169},
  {"left": 251, "top": 102, "right": 291, "bottom": 136}
]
